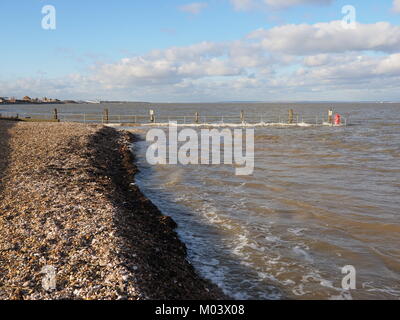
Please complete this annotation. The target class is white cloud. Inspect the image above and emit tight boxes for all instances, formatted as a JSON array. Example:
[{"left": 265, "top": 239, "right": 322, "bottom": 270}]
[
  {"left": 90, "top": 21, "right": 400, "bottom": 89},
  {"left": 303, "top": 54, "right": 332, "bottom": 67},
  {"left": 179, "top": 2, "right": 208, "bottom": 15},
  {"left": 393, "top": 0, "right": 400, "bottom": 13},
  {"left": 230, "top": 0, "right": 255, "bottom": 11},
  {"left": 89, "top": 42, "right": 245, "bottom": 88},
  {"left": 374, "top": 53, "right": 400, "bottom": 75},
  {"left": 0, "top": 74, "right": 100, "bottom": 100},
  {"left": 264, "top": 0, "right": 334, "bottom": 8},
  {"left": 300, "top": 53, "right": 400, "bottom": 81},
  {"left": 249, "top": 21, "right": 400, "bottom": 54},
  {"left": 230, "top": 0, "right": 334, "bottom": 10}
]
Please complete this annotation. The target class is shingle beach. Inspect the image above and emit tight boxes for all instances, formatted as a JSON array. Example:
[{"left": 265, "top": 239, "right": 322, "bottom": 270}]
[{"left": 0, "top": 121, "right": 225, "bottom": 300}]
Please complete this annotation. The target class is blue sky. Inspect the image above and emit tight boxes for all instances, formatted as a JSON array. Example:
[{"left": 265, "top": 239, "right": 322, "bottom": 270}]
[{"left": 0, "top": 0, "right": 399, "bottom": 101}]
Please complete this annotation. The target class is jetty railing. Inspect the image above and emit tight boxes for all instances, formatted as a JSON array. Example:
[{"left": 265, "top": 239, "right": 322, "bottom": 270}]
[{"left": 0, "top": 109, "right": 348, "bottom": 126}]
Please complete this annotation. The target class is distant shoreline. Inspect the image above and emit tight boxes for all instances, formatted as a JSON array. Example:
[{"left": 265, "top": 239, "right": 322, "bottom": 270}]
[
  {"left": 1, "top": 101, "right": 399, "bottom": 106},
  {"left": 0, "top": 101, "right": 71, "bottom": 106}
]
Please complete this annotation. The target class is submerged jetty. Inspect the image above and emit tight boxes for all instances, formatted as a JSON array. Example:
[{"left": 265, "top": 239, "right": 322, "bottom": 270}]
[
  {"left": 0, "top": 108, "right": 346, "bottom": 126},
  {"left": 0, "top": 121, "right": 225, "bottom": 300}
]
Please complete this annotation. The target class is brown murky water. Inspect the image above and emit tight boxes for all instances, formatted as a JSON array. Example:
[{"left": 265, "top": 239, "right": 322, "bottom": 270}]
[{"left": 4, "top": 102, "right": 400, "bottom": 299}]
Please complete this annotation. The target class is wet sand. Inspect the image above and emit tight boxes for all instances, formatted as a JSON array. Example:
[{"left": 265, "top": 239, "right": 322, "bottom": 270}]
[{"left": 0, "top": 121, "right": 225, "bottom": 300}]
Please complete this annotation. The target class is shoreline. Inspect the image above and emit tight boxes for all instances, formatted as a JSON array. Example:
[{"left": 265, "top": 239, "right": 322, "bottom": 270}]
[{"left": 0, "top": 122, "right": 226, "bottom": 300}]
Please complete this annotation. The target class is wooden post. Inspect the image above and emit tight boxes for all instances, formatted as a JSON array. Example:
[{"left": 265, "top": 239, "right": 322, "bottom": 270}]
[
  {"left": 288, "top": 109, "right": 294, "bottom": 124},
  {"left": 53, "top": 108, "right": 58, "bottom": 121},
  {"left": 103, "top": 109, "right": 109, "bottom": 124},
  {"left": 240, "top": 110, "right": 245, "bottom": 123},
  {"left": 195, "top": 112, "right": 199, "bottom": 124}
]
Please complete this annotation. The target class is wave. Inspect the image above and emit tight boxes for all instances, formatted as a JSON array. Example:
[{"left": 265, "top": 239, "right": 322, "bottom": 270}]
[{"left": 139, "top": 122, "right": 345, "bottom": 128}]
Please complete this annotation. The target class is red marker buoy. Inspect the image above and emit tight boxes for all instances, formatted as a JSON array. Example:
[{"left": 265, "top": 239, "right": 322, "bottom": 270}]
[{"left": 334, "top": 114, "right": 341, "bottom": 125}]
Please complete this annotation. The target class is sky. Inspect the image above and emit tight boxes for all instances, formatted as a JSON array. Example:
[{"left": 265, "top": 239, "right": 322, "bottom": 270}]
[{"left": 0, "top": 0, "right": 399, "bottom": 102}]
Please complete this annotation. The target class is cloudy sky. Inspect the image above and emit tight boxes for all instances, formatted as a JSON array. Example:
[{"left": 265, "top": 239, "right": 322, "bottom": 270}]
[{"left": 0, "top": 0, "right": 399, "bottom": 102}]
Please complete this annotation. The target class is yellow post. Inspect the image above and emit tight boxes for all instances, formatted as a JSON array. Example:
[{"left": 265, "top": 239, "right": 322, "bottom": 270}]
[
  {"left": 328, "top": 109, "right": 333, "bottom": 124},
  {"left": 150, "top": 110, "right": 155, "bottom": 123}
]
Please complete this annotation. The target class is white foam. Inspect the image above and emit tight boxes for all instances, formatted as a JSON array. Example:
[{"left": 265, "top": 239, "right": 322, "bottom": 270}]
[
  {"left": 139, "top": 121, "right": 327, "bottom": 128},
  {"left": 288, "top": 228, "right": 307, "bottom": 236},
  {"left": 265, "top": 235, "right": 281, "bottom": 243},
  {"left": 293, "top": 246, "right": 314, "bottom": 263},
  {"left": 292, "top": 284, "right": 307, "bottom": 296},
  {"left": 329, "top": 291, "right": 353, "bottom": 300}
]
